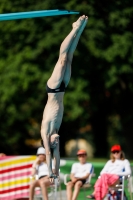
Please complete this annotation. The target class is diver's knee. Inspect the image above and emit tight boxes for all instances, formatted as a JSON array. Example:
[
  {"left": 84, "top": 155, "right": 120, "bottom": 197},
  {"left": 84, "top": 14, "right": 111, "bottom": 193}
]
[{"left": 59, "top": 53, "right": 68, "bottom": 65}]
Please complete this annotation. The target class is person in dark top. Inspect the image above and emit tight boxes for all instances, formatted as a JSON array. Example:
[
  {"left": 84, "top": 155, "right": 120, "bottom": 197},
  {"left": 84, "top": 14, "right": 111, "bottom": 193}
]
[{"left": 41, "top": 15, "right": 88, "bottom": 181}]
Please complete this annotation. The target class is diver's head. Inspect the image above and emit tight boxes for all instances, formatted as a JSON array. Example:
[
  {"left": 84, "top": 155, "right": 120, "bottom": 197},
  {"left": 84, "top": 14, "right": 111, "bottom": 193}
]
[
  {"left": 41, "top": 134, "right": 59, "bottom": 149},
  {"left": 50, "top": 134, "right": 59, "bottom": 149}
]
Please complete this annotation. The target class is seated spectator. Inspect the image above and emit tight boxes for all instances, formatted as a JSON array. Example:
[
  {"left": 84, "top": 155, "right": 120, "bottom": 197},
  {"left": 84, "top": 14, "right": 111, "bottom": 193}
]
[
  {"left": 29, "top": 147, "right": 54, "bottom": 200},
  {"left": 87, "top": 144, "right": 131, "bottom": 200},
  {"left": 66, "top": 149, "right": 93, "bottom": 200}
]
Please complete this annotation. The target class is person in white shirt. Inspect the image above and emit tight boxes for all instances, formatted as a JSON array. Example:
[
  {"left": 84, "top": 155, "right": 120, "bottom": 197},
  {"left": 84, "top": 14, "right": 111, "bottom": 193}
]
[
  {"left": 66, "top": 149, "right": 93, "bottom": 200},
  {"left": 29, "top": 147, "right": 54, "bottom": 200},
  {"left": 87, "top": 144, "right": 131, "bottom": 199}
]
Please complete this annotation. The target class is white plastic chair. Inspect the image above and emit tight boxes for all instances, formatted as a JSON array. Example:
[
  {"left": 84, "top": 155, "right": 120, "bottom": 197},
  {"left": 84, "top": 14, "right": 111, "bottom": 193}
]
[
  {"left": 30, "top": 174, "right": 62, "bottom": 200},
  {"left": 128, "top": 175, "right": 133, "bottom": 199},
  {"left": 104, "top": 175, "right": 132, "bottom": 200}
]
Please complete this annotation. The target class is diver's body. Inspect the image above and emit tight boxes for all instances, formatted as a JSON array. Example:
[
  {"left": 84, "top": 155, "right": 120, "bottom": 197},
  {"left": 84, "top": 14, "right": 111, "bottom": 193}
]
[{"left": 41, "top": 15, "right": 88, "bottom": 180}]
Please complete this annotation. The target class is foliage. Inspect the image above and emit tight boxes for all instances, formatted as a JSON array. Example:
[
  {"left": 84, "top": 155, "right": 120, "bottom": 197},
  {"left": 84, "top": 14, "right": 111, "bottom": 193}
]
[{"left": 0, "top": 0, "right": 133, "bottom": 157}]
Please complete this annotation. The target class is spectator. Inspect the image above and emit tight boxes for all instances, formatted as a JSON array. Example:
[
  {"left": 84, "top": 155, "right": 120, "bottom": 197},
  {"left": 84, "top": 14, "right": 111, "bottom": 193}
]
[
  {"left": 66, "top": 149, "right": 93, "bottom": 200},
  {"left": 0, "top": 153, "right": 6, "bottom": 157},
  {"left": 29, "top": 147, "right": 54, "bottom": 200},
  {"left": 87, "top": 144, "right": 131, "bottom": 200}
]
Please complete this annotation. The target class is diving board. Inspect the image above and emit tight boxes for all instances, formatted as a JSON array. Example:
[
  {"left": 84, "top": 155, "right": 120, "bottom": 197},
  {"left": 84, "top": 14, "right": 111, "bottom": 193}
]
[{"left": 0, "top": 9, "right": 79, "bottom": 21}]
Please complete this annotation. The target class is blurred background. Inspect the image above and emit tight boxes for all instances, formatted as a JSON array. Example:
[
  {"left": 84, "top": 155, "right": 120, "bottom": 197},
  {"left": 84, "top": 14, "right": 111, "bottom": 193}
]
[{"left": 0, "top": 0, "right": 133, "bottom": 159}]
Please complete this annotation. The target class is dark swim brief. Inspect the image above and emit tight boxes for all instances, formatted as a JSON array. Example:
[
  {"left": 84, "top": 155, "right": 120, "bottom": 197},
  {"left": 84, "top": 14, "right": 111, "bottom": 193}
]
[
  {"left": 39, "top": 175, "right": 47, "bottom": 179},
  {"left": 46, "top": 81, "right": 66, "bottom": 93},
  {"left": 69, "top": 179, "right": 86, "bottom": 186}
]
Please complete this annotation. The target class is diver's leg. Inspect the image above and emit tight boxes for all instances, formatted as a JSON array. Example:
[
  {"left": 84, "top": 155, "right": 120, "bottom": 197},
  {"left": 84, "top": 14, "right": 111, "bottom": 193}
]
[
  {"left": 59, "top": 15, "right": 86, "bottom": 54},
  {"left": 63, "top": 16, "right": 88, "bottom": 86},
  {"left": 47, "top": 16, "right": 85, "bottom": 89},
  {"left": 67, "top": 16, "right": 88, "bottom": 59}
]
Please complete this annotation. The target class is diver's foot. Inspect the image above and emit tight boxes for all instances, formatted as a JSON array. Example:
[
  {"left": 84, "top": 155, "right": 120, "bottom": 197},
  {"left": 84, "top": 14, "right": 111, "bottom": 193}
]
[
  {"left": 72, "top": 15, "right": 85, "bottom": 30},
  {"left": 78, "top": 16, "right": 88, "bottom": 33},
  {"left": 72, "top": 16, "right": 88, "bottom": 38}
]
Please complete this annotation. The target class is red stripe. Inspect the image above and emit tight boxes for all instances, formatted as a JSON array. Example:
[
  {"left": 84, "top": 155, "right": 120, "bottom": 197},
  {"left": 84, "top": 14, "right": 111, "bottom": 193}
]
[
  {"left": 0, "top": 191, "right": 29, "bottom": 200},
  {"left": 0, "top": 185, "right": 29, "bottom": 194},
  {"left": 0, "top": 164, "right": 32, "bottom": 174},
  {"left": 0, "top": 171, "right": 31, "bottom": 181},
  {"left": 0, "top": 192, "right": 29, "bottom": 200}
]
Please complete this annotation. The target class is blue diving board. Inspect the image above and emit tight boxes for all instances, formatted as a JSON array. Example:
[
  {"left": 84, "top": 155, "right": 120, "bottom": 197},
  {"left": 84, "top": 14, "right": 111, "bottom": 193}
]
[{"left": 0, "top": 9, "right": 79, "bottom": 21}]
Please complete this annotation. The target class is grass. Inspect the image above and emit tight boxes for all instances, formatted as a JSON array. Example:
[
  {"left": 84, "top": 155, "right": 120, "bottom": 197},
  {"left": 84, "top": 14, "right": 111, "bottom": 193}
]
[{"left": 59, "top": 159, "right": 133, "bottom": 200}]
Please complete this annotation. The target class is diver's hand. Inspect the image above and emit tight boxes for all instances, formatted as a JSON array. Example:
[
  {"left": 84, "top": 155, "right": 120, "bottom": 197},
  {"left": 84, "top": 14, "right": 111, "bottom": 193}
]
[{"left": 49, "top": 173, "right": 58, "bottom": 183}]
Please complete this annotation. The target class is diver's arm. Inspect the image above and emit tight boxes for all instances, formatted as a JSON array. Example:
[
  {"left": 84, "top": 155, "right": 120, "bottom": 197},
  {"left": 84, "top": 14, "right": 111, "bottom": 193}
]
[
  {"left": 53, "top": 141, "right": 60, "bottom": 177},
  {"left": 41, "top": 133, "right": 53, "bottom": 177}
]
